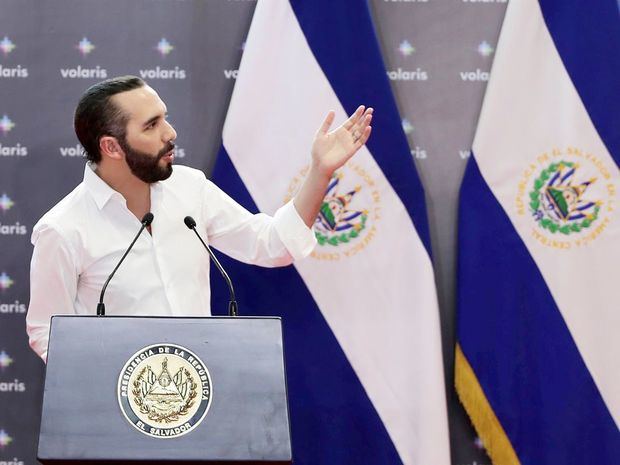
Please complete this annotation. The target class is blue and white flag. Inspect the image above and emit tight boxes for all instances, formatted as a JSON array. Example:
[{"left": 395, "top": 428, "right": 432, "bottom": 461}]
[
  {"left": 211, "top": 1, "right": 450, "bottom": 464},
  {"left": 456, "top": 1, "right": 620, "bottom": 464}
]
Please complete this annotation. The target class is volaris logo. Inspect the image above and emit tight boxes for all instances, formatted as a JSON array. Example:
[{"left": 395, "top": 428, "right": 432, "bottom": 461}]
[
  {"left": 0, "top": 350, "right": 13, "bottom": 369},
  {"left": 76, "top": 37, "right": 95, "bottom": 56},
  {"left": 0, "top": 429, "right": 13, "bottom": 448},
  {"left": 0, "top": 115, "right": 15, "bottom": 135},
  {"left": 0, "top": 193, "right": 14, "bottom": 212},
  {"left": 0, "top": 272, "right": 14, "bottom": 291},
  {"left": 156, "top": 38, "right": 174, "bottom": 56},
  {"left": 0, "top": 36, "right": 15, "bottom": 56}
]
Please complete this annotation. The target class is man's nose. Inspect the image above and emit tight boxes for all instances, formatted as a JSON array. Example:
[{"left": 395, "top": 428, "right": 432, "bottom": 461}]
[{"left": 164, "top": 120, "right": 177, "bottom": 142}]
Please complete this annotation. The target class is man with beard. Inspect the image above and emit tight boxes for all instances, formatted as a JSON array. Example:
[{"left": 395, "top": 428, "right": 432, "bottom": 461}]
[{"left": 26, "top": 76, "right": 372, "bottom": 361}]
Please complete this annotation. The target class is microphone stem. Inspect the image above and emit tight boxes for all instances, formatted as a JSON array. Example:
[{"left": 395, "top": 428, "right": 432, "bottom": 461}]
[
  {"left": 97, "top": 222, "right": 148, "bottom": 316},
  {"left": 190, "top": 227, "right": 238, "bottom": 316}
]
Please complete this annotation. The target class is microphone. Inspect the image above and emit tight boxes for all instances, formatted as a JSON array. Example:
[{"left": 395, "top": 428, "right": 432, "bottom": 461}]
[
  {"left": 183, "top": 215, "right": 238, "bottom": 317},
  {"left": 96, "top": 212, "right": 154, "bottom": 316}
]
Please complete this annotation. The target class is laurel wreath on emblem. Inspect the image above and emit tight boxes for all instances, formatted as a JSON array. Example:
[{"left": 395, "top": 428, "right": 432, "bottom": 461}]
[
  {"left": 316, "top": 213, "right": 368, "bottom": 246},
  {"left": 529, "top": 161, "right": 600, "bottom": 235},
  {"left": 132, "top": 366, "right": 198, "bottom": 424}
]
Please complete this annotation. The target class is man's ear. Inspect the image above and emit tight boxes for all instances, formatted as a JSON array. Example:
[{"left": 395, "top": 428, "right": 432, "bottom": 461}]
[{"left": 99, "top": 136, "right": 124, "bottom": 161}]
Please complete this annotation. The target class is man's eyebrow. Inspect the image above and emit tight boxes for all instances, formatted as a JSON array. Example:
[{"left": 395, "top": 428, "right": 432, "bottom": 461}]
[{"left": 142, "top": 114, "right": 161, "bottom": 128}]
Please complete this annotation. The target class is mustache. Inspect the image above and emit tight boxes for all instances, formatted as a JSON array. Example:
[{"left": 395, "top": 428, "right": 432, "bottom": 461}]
[{"left": 156, "top": 142, "right": 176, "bottom": 160}]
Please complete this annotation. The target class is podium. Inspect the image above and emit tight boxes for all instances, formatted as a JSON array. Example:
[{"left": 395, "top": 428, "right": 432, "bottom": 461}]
[{"left": 38, "top": 316, "right": 293, "bottom": 465}]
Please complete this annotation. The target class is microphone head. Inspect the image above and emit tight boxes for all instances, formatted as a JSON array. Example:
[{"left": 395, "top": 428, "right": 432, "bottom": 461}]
[
  {"left": 184, "top": 216, "right": 197, "bottom": 229},
  {"left": 141, "top": 212, "right": 154, "bottom": 226}
]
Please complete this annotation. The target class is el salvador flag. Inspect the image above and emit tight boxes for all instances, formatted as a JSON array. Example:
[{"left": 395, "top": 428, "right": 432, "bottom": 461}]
[
  {"left": 456, "top": 1, "right": 620, "bottom": 464},
  {"left": 211, "top": 1, "right": 450, "bottom": 464}
]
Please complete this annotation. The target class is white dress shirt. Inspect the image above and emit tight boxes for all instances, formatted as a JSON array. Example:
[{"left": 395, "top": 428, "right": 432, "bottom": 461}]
[{"left": 26, "top": 163, "right": 316, "bottom": 361}]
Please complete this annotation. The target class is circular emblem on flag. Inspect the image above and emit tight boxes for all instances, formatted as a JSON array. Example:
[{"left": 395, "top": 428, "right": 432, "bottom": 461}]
[
  {"left": 529, "top": 160, "right": 600, "bottom": 235},
  {"left": 314, "top": 172, "right": 368, "bottom": 247},
  {"left": 117, "top": 344, "right": 212, "bottom": 438},
  {"left": 515, "top": 147, "right": 617, "bottom": 249},
  {"left": 284, "top": 161, "right": 381, "bottom": 260}
]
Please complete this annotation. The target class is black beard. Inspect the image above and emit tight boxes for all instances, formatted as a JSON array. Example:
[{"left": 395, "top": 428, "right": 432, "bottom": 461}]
[{"left": 120, "top": 138, "right": 174, "bottom": 183}]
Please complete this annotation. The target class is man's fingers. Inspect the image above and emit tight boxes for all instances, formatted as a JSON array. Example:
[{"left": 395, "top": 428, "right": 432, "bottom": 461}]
[
  {"left": 355, "top": 125, "right": 372, "bottom": 148},
  {"left": 351, "top": 111, "right": 373, "bottom": 143},
  {"left": 318, "top": 110, "right": 336, "bottom": 135},
  {"left": 343, "top": 105, "right": 365, "bottom": 130},
  {"left": 355, "top": 108, "right": 373, "bottom": 131}
]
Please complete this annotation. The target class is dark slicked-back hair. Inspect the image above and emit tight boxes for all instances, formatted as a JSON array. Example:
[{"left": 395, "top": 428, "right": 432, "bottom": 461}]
[{"left": 74, "top": 75, "right": 145, "bottom": 163}]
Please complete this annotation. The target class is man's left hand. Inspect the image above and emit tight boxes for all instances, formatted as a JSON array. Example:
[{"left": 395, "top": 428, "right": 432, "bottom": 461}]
[{"left": 311, "top": 105, "right": 373, "bottom": 177}]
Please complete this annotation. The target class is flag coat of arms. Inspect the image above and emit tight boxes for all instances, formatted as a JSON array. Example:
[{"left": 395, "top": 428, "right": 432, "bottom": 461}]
[
  {"left": 456, "top": 0, "right": 620, "bottom": 464},
  {"left": 210, "top": 1, "right": 450, "bottom": 464}
]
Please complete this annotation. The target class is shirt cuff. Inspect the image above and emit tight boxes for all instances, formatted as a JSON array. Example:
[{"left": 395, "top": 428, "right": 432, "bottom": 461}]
[{"left": 273, "top": 200, "right": 317, "bottom": 261}]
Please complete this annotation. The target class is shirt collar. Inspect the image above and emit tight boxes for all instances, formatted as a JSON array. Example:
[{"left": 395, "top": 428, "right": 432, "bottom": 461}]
[{"left": 83, "top": 162, "right": 120, "bottom": 210}]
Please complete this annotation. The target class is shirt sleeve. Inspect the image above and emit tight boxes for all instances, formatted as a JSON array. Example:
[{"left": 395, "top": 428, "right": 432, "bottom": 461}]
[
  {"left": 202, "top": 178, "right": 316, "bottom": 266},
  {"left": 26, "top": 224, "right": 79, "bottom": 363}
]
